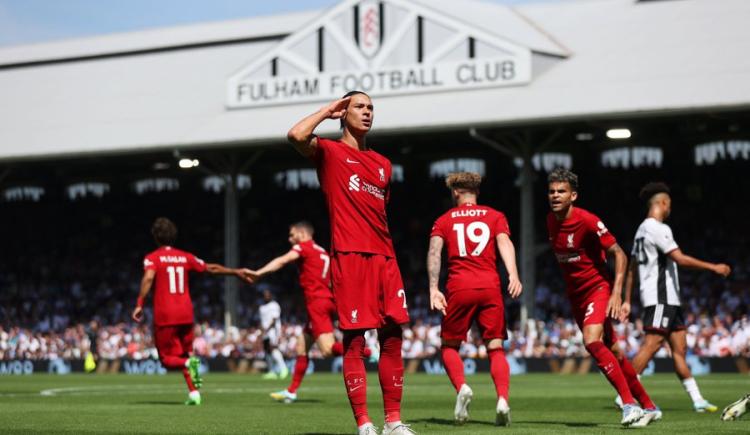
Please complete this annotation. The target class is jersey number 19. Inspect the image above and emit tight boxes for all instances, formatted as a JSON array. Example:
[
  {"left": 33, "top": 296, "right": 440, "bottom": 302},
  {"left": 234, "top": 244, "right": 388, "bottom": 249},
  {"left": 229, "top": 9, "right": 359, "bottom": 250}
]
[{"left": 452, "top": 222, "right": 490, "bottom": 257}]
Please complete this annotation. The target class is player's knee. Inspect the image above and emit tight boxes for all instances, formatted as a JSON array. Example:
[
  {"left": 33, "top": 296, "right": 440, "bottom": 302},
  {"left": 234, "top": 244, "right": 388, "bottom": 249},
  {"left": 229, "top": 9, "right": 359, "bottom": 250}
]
[
  {"left": 486, "top": 338, "right": 504, "bottom": 350},
  {"left": 582, "top": 333, "right": 600, "bottom": 346},
  {"left": 441, "top": 339, "right": 461, "bottom": 349},
  {"left": 318, "top": 343, "right": 333, "bottom": 358}
]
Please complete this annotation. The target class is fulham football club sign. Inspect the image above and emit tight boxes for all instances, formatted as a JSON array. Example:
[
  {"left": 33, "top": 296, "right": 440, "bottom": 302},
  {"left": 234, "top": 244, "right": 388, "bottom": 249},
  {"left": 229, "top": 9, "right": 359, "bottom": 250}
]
[{"left": 226, "top": 0, "right": 536, "bottom": 108}]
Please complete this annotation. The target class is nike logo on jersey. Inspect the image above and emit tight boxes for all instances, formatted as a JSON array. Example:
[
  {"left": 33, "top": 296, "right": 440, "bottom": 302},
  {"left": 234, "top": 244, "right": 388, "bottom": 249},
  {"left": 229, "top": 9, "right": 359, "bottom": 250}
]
[{"left": 346, "top": 158, "right": 360, "bottom": 164}]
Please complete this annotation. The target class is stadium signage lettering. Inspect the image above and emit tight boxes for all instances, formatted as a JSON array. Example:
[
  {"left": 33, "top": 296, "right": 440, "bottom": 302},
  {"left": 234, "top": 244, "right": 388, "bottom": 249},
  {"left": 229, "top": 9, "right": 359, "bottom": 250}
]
[
  {"left": 0, "top": 360, "right": 34, "bottom": 375},
  {"left": 230, "top": 57, "right": 527, "bottom": 108},
  {"left": 123, "top": 359, "right": 167, "bottom": 375}
]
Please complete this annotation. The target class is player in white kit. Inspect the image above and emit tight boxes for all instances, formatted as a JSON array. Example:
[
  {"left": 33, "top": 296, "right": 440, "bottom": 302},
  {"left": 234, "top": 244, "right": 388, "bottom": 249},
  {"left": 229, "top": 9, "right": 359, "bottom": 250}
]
[
  {"left": 259, "top": 289, "right": 287, "bottom": 379},
  {"left": 620, "top": 182, "right": 731, "bottom": 412}
]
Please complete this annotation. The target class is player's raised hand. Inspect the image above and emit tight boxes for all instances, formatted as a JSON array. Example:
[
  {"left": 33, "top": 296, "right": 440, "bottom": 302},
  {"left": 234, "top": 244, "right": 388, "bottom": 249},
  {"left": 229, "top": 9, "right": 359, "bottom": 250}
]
[
  {"left": 619, "top": 301, "right": 631, "bottom": 323},
  {"left": 507, "top": 275, "right": 522, "bottom": 299},
  {"left": 131, "top": 306, "right": 144, "bottom": 323},
  {"left": 324, "top": 97, "right": 350, "bottom": 119},
  {"left": 714, "top": 263, "right": 731, "bottom": 277},
  {"left": 430, "top": 289, "right": 447, "bottom": 316},
  {"left": 606, "top": 293, "right": 621, "bottom": 320}
]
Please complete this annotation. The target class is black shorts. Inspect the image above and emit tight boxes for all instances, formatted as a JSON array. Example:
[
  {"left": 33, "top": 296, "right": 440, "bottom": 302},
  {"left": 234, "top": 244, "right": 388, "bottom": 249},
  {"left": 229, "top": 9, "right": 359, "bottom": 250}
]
[{"left": 643, "top": 304, "right": 686, "bottom": 334}]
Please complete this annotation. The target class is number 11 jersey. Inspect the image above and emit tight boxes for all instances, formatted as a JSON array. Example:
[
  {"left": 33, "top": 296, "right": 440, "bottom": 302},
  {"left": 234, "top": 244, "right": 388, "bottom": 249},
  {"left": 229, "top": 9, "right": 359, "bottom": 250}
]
[
  {"left": 430, "top": 203, "right": 510, "bottom": 292},
  {"left": 143, "top": 246, "right": 206, "bottom": 326}
]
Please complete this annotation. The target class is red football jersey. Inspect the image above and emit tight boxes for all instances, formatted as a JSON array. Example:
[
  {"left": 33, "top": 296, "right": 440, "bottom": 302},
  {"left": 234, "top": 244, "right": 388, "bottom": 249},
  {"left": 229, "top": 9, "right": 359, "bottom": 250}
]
[
  {"left": 313, "top": 137, "right": 395, "bottom": 257},
  {"left": 291, "top": 239, "right": 334, "bottom": 302},
  {"left": 143, "top": 246, "right": 206, "bottom": 326},
  {"left": 546, "top": 207, "right": 617, "bottom": 296},
  {"left": 430, "top": 203, "right": 511, "bottom": 292}
]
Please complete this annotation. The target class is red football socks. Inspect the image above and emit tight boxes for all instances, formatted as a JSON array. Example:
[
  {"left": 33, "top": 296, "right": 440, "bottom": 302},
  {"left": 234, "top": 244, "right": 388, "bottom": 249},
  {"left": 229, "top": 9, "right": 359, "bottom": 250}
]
[
  {"left": 343, "top": 332, "right": 370, "bottom": 426},
  {"left": 488, "top": 348, "right": 510, "bottom": 401},
  {"left": 181, "top": 367, "right": 197, "bottom": 392},
  {"left": 333, "top": 341, "right": 371, "bottom": 358},
  {"left": 332, "top": 341, "right": 344, "bottom": 356},
  {"left": 441, "top": 345, "right": 465, "bottom": 393},
  {"left": 586, "top": 341, "right": 635, "bottom": 404},
  {"left": 378, "top": 326, "right": 404, "bottom": 424},
  {"left": 618, "top": 356, "right": 656, "bottom": 409},
  {"left": 287, "top": 354, "right": 309, "bottom": 394},
  {"left": 160, "top": 356, "right": 188, "bottom": 370}
]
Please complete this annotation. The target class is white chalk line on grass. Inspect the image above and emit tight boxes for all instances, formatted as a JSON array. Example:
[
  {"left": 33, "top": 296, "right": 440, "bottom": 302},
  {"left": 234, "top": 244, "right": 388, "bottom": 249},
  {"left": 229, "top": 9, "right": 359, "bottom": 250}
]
[{"left": 35, "top": 384, "right": 342, "bottom": 397}]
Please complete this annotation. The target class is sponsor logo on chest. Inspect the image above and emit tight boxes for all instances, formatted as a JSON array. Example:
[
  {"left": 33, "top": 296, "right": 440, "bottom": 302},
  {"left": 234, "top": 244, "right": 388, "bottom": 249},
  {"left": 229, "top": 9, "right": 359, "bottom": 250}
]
[{"left": 347, "top": 172, "right": 385, "bottom": 200}]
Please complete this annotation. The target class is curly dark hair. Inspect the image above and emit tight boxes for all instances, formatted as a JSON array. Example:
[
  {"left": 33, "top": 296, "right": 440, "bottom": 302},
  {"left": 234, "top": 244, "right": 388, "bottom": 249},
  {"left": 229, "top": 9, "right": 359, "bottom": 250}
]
[
  {"left": 547, "top": 168, "right": 579, "bottom": 191},
  {"left": 151, "top": 217, "right": 177, "bottom": 246},
  {"left": 639, "top": 182, "right": 671, "bottom": 202}
]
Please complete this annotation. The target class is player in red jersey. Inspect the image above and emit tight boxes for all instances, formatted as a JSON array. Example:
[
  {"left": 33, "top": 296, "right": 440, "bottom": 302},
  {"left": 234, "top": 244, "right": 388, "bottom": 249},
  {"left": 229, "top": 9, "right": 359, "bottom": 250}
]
[
  {"left": 244, "top": 221, "right": 372, "bottom": 402},
  {"left": 427, "top": 172, "right": 522, "bottom": 426},
  {"left": 131, "top": 217, "right": 246, "bottom": 405},
  {"left": 547, "top": 169, "right": 661, "bottom": 427},
  {"left": 546, "top": 168, "right": 659, "bottom": 427},
  {"left": 287, "top": 91, "right": 412, "bottom": 435}
]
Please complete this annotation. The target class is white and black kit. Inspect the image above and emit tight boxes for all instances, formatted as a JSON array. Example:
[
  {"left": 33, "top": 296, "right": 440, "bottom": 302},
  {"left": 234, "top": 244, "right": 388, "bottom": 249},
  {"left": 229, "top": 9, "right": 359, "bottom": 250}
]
[{"left": 632, "top": 218, "right": 686, "bottom": 333}]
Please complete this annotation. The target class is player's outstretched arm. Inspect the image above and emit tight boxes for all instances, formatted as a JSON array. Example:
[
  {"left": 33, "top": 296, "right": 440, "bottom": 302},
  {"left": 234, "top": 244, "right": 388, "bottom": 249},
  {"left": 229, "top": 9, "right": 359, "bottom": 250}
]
[
  {"left": 621, "top": 258, "right": 638, "bottom": 323},
  {"left": 287, "top": 97, "right": 351, "bottom": 157},
  {"left": 668, "top": 249, "right": 731, "bottom": 277},
  {"left": 132, "top": 269, "right": 156, "bottom": 322},
  {"left": 205, "top": 263, "right": 247, "bottom": 280},
  {"left": 496, "top": 233, "right": 523, "bottom": 299},
  {"left": 244, "top": 250, "right": 301, "bottom": 284},
  {"left": 605, "top": 243, "right": 628, "bottom": 319},
  {"left": 427, "top": 236, "right": 447, "bottom": 315}
]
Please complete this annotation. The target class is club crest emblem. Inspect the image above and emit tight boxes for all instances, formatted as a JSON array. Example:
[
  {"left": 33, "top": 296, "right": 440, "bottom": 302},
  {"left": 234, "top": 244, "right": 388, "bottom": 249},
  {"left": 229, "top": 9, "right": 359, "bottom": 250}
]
[{"left": 357, "top": 0, "right": 382, "bottom": 58}]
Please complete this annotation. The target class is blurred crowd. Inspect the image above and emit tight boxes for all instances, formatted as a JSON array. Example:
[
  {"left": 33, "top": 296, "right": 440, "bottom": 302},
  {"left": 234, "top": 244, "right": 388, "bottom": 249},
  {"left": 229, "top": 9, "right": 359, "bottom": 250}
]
[
  {"left": 2, "top": 311, "right": 748, "bottom": 361},
  {"left": 1, "top": 151, "right": 748, "bottom": 362}
]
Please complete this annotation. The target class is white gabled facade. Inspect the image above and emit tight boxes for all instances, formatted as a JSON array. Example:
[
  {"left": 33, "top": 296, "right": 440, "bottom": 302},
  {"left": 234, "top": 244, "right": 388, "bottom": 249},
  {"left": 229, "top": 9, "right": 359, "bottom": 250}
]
[{"left": 0, "top": 0, "right": 748, "bottom": 161}]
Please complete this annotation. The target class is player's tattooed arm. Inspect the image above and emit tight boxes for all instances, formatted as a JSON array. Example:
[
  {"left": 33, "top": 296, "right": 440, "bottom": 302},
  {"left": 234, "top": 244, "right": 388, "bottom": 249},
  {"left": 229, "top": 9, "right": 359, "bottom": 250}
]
[
  {"left": 427, "top": 236, "right": 447, "bottom": 315},
  {"left": 287, "top": 97, "right": 351, "bottom": 157},
  {"left": 496, "top": 233, "right": 523, "bottom": 299},
  {"left": 132, "top": 269, "right": 156, "bottom": 322},
  {"left": 620, "top": 258, "right": 638, "bottom": 323},
  {"left": 606, "top": 243, "right": 628, "bottom": 319}
]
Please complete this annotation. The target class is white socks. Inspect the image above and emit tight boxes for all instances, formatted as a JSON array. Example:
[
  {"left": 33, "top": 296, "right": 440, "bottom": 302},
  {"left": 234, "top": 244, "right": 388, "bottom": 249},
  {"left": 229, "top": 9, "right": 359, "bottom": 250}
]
[
  {"left": 189, "top": 390, "right": 201, "bottom": 400},
  {"left": 682, "top": 377, "right": 704, "bottom": 403},
  {"left": 271, "top": 349, "right": 286, "bottom": 373}
]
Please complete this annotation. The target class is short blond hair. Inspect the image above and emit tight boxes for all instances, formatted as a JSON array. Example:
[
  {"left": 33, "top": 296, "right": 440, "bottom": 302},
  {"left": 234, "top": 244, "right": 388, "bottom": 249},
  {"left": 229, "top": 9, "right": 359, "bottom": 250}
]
[{"left": 445, "top": 172, "right": 482, "bottom": 192}]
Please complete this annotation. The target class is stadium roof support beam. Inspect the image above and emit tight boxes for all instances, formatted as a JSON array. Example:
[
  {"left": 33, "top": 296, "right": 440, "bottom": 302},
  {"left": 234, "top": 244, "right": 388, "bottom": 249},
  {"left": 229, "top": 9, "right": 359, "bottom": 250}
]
[
  {"left": 197, "top": 150, "right": 263, "bottom": 331},
  {"left": 469, "top": 127, "right": 562, "bottom": 328},
  {"left": 223, "top": 164, "right": 240, "bottom": 330}
]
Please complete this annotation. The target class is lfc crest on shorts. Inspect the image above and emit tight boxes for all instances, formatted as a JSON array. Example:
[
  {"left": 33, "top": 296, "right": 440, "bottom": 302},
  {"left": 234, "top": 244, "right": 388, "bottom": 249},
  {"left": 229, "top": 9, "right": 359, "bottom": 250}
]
[
  {"left": 357, "top": 0, "right": 383, "bottom": 59},
  {"left": 351, "top": 309, "right": 359, "bottom": 324}
]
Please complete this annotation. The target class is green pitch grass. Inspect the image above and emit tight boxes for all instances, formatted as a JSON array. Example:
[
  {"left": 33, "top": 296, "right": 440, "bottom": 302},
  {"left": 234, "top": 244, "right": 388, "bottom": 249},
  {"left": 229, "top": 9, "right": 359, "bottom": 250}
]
[{"left": 1, "top": 372, "right": 748, "bottom": 434}]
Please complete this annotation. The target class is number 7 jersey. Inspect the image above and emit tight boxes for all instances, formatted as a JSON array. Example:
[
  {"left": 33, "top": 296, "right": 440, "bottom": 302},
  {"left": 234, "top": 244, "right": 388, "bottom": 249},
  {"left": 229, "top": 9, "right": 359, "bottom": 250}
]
[
  {"left": 430, "top": 203, "right": 510, "bottom": 292},
  {"left": 291, "top": 239, "right": 334, "bottom": 303},
  {"left": 143, "top": 246, "right": 206, "bottom": 326}
]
